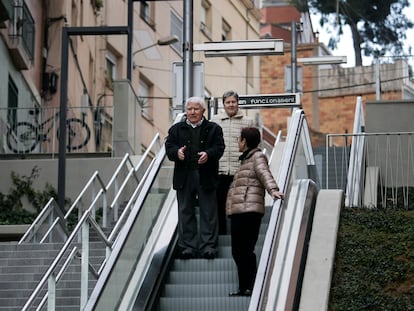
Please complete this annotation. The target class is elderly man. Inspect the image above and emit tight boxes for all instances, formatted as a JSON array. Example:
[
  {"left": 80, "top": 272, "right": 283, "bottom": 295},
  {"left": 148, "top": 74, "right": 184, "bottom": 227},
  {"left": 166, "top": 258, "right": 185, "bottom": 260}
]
[
  {"left": 165, "top": 97, "right": 225, "bottom": 259},
  {"left": 211, "top": 90, "right": 254, "bottom": 235}
]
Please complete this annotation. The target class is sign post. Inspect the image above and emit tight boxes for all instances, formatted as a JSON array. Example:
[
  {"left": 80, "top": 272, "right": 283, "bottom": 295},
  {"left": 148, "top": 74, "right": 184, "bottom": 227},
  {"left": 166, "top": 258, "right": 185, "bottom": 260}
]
[{"left": 238, "top": 93, "right": 301, "bottom": 109}]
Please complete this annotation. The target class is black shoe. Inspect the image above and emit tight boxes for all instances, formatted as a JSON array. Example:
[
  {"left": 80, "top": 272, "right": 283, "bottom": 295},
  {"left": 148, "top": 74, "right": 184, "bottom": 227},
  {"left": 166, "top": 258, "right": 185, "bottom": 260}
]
[
  {"left": 229, "top": 289, "right": 252, "bottom": 297},
  {"left": 201, "top": 251, "right": 216, "bottom": 259},
  {"left": 178, "top": 250, "right": 195, "bottom": 259}
]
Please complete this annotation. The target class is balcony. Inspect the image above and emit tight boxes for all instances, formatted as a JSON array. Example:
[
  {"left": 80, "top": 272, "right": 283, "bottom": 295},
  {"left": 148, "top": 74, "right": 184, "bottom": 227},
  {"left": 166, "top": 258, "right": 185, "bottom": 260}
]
[{"left": 6, "top": 0, "right": 35, "bottom": 69}]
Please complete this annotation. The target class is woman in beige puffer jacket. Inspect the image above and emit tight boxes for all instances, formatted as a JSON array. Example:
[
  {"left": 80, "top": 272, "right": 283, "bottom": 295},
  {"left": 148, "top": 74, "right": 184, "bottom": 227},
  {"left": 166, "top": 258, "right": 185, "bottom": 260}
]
[{"left": 226, "top": 127, "right": 284, "bottom": 297}]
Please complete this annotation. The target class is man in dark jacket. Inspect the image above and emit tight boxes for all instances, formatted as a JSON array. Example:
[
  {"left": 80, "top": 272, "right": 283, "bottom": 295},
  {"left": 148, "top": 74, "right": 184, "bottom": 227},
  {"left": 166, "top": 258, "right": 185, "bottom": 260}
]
[{"left": 165, "top": 96, "right": 225, "bottom": 259}]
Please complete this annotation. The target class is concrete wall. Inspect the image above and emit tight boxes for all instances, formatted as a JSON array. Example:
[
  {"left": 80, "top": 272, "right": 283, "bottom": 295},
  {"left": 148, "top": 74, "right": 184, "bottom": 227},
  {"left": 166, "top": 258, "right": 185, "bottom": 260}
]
[
  {"left": 365, "top": 100, "right": 414, "bottom": 187},
  {"left": 0, "top": 157, "right": 128, "bottom": 203},
  {"left": 366, "top": 100, "right": 414, "bottom": 133}
]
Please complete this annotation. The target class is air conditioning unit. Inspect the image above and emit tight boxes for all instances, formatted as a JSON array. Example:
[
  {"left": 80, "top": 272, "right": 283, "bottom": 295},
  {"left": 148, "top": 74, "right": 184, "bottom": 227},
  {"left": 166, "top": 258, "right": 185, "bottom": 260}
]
[{"left": 200, "top": 22, "right": 212, "bottom": 38}]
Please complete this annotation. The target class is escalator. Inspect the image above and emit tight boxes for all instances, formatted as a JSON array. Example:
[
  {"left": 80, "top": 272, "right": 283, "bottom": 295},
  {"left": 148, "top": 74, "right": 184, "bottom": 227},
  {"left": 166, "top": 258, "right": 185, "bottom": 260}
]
[{"left": 84, "top": 109, "right": 329, "bottom": 311}]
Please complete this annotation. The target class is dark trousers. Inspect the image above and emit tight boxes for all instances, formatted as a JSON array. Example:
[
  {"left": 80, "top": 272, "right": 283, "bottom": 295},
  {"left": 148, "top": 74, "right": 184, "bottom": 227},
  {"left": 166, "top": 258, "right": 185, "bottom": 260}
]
[
  {"left": 230, "top": 212, "right": 262, "bottom": 291},
  {"left": 176, "top": 170, "right": 219, "bottom": 255},
  {"left": 216, "top": 174, "right": 234, "bottom": 235}
]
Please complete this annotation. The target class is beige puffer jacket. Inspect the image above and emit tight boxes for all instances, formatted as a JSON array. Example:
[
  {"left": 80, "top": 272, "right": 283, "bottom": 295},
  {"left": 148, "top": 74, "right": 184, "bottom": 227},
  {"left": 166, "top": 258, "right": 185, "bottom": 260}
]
[
  {"left": 211, "top": 110, "right": 254, "bottom": 176},
  {"left": 226, "top": 148, "right": 279, "bottom": 216}
]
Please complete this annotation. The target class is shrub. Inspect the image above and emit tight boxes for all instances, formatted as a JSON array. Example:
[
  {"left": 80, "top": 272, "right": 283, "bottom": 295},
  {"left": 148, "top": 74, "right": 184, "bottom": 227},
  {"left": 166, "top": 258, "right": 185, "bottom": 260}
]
[{"left": 0, "top": 166, "right": 61, "bottom": 224}]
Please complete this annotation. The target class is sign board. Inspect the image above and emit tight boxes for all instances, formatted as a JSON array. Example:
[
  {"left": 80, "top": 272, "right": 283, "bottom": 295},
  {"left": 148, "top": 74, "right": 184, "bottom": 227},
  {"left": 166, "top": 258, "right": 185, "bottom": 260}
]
[
  {"left": 238, "top": 93, "right": 301, "bottom": 109},
  {"left": 172, "top": 62, "right": 204, "bottom": 117}
]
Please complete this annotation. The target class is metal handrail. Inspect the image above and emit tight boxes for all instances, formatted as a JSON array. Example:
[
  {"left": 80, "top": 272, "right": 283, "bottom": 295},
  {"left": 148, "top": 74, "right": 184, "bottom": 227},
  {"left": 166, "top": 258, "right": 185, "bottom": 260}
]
[
  {"left": 36, "top": 246, "right": 79, "bottom": 310},
  {"left": 19, "top": 198, "right": 68, "bottom": 244},
  {"left": 22, "top": 198, "right": 102, "bottom": 310},
  {"left": 109, "top": 133, "right": 161, "bottom": 211},
  {"left": 19, "top": 134, "right": 161, "bottom": 244},
  {"left": 18, "top": 198, "right": 58, "bottom": 244},
  {"left": 21, "top": 133, "right": 163, "bottom": 309},
  {"left": 64, "top": 171, "right": 106, "bottom": 219},
  {"left": 84, "top": 143, "right": 169, "bottom": 310},
  {"left": 108, "top": 156, "right": 158, "bottom": 243}
]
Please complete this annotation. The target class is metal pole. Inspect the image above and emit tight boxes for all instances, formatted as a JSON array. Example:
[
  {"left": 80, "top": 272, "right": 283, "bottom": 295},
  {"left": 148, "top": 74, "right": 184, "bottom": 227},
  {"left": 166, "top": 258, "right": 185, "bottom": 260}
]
[
  {"left": 127, "top": 0, "right": 133, "bottom": 80},
  {"left": 291, "top": 20, "right": 297, "bottom": 94},
  {"left": 375, "top": 57, "right": 381, "bottom": 100},
  {"left": 183, "top": 0, "right": 194, "bottom": 110},
  {"left": 58, "top": 26, "right": 129, "bottom": 212},
  {"left": 58, "top": 27, "right": 69, "bottom": 211}
]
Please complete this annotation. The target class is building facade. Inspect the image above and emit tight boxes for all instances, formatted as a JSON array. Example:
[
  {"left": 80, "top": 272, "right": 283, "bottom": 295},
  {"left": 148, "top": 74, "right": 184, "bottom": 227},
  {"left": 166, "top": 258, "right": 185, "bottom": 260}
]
[
  {"left": 259, "top": 1, "right": 414, "bottom": 147},
  {"left": 0, "top": 0, "right": 262, "bottom": 156}
]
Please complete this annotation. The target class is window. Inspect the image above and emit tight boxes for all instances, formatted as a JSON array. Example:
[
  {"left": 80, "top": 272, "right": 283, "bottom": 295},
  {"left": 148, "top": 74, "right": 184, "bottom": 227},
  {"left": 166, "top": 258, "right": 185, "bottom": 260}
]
[
  {"left": 105, "top": 52, "right": 117, "bottom": 90},
  {"left": 222, "top": 19, "right": 231, "bottom": 41},
  {"left": 170, "top": 11, "right": 183, "bottom": 54},
  {"left": 138, "top": 77, "right": 153, "bottom": 121},
  {"left": 200, "top": 0, "right": 212, "bottom": 38},
  {"left": 8, "top": 76, "right": 18, "bottom": 130},
  {"left": 10, "top": 1, "right": 35, "bottom": 60},
  {"left": 140, "top": 1, "right": 155, "bottom": 27}
]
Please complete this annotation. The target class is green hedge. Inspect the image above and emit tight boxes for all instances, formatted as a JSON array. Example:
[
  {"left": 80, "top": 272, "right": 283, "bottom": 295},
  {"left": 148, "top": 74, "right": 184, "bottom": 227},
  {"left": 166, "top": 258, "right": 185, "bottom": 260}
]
[{"left": 329, "top": 207, "right": 414, "bottom": 310}]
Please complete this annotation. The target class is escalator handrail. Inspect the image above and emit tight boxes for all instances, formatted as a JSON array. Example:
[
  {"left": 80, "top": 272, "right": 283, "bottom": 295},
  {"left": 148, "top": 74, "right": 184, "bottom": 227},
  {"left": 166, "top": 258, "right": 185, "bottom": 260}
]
[{"left": 249, "top": 109, "right": 306, "bottom": 310}]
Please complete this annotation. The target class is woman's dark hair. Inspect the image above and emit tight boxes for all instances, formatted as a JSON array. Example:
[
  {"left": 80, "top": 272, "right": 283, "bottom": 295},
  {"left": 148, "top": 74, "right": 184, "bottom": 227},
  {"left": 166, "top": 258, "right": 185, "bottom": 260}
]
[
  {"left": 240, "top": 127, "right": 261, "bottom": 149},
  {"left": 222, "top": 90, "right": 239, "bottom": 102}
]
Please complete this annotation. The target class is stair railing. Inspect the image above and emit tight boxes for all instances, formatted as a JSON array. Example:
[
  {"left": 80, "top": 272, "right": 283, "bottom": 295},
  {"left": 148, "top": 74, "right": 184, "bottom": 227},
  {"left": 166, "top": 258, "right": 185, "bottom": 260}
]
[
  {"left": 21, "top": 190, "right": 110, "bottom": 311},
  {"left": 21, "top": 133, "right": 163, "bottom": 310},
  {"left": 19, "top": 133, "right": 161, "bottom": 244},
  {"left": 18, "top": 197, "right": 68, "bottom": 243}
]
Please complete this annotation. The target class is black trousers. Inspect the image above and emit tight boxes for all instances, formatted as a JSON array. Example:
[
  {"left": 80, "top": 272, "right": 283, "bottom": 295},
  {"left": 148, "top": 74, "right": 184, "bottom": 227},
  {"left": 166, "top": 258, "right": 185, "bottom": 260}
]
[
  {"left": 216, "top": 174, "right": 234, "bottom": 235},
  {"left": 230, "top": 212, "right": 262, "bottom": 291},
  {"left": 176, "top": 170, "right": 219, "bottom": 255}
]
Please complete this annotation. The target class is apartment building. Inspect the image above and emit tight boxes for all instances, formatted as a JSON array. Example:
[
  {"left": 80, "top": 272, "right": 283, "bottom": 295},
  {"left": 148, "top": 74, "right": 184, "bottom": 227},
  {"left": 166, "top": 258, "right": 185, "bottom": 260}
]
[{"left": 0, "top": 0, "right": 262, "bottom": 157}]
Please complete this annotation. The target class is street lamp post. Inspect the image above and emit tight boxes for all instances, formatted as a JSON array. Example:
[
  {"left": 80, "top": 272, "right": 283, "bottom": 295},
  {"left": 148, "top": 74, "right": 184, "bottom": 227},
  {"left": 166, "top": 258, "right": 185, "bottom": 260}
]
[{"left": 132, "top": 35, "right": 178, "bottom": 56}]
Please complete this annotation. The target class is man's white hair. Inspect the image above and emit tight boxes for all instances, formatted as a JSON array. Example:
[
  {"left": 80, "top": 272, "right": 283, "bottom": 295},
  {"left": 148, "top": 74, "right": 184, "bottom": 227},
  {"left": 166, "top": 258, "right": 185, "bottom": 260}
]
[{"left": 186, "top": 96, "right": 205, "bottom": 109}]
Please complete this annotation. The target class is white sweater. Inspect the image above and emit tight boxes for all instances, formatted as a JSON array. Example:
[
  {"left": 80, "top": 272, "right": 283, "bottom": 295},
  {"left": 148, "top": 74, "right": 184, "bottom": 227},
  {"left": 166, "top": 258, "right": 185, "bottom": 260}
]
[{"left": 211, "top": 110, "right": 254, "bottom": 176}]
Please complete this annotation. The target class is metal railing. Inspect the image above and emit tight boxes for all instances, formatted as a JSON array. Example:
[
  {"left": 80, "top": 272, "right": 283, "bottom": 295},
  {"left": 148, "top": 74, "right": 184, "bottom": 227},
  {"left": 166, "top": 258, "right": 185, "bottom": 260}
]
[
  {"left": 20, "top": 133, "right": 163, "bottom": 310},
  {"left": 0, "top": 106, "right": 113, "bottom": 155},
  {"left": 326, "top": 132, "right": 414, "bottom": 209}
]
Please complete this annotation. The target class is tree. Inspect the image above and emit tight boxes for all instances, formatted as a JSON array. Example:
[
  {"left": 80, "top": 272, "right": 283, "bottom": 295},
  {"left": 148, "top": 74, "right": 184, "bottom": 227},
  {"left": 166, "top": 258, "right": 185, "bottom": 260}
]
[{"left": 291, "top": 0, "right": 413, "bottom": 66}]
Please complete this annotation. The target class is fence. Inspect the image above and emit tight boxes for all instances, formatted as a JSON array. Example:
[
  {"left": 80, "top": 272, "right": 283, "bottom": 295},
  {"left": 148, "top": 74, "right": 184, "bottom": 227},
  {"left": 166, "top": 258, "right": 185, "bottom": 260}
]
[
  {"left": 326, "top": 132, "right": 414, "bottom": 209},
  {"left": 0, "top": 106, "right": 113, "bottom": 156}
]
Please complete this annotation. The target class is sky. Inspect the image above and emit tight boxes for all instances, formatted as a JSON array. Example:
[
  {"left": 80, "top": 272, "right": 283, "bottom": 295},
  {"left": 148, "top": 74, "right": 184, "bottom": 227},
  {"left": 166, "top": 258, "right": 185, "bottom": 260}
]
[{"left": 310, "top": 1, "right": 414, "bottom": 67}]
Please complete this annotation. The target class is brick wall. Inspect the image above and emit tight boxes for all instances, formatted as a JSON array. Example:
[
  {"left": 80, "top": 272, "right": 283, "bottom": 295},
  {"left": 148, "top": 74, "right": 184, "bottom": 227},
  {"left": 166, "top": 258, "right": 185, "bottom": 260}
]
[{"left": 260, "top": 44, "right": 410, "bottom": 147}]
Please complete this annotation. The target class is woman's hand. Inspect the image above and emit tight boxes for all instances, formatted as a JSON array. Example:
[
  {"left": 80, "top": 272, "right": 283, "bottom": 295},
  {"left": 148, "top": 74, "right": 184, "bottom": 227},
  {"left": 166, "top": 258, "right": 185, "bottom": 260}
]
[{"left": 271, "top": 189, "right": 284, "bottom": 200}]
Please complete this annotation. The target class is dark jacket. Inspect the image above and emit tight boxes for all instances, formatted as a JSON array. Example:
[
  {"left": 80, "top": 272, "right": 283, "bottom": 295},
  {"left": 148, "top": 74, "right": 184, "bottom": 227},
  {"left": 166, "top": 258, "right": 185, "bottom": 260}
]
[
  {"left": 226, "top": 148, "right": 279, "bottom": 216},
  {"left": 165, "top": 118, "right": 225, "bottom": 190}
]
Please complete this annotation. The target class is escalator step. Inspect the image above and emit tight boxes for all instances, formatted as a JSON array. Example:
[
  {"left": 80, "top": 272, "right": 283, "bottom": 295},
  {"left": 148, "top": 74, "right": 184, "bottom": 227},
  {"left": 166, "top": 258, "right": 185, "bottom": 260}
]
[
  {"left": 172, "top": 258, "right": 235, "bottom": 271},
  {"left": 167, "top": 270, "right": 238, "bottom": 285},
  {"left": 157, "top": 296, "right": 250, "bottom": 311},
  {"left": 162, "top": 283, "right": 236, "bottom": 297}
]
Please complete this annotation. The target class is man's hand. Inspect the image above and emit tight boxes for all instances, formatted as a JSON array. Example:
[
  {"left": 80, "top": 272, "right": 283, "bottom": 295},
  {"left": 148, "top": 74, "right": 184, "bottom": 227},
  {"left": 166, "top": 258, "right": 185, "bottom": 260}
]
[
  {"left": 197, "top": 151, "right": 208, "bottom": 164},
  {"left": 178, "top": 146, "right": 186, "bottom": 161}
]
